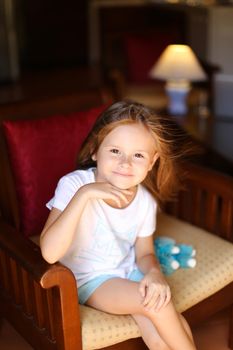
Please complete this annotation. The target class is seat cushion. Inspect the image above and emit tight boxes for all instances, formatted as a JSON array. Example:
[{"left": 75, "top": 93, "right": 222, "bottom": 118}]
[
  {"left": 2, "top": 105, "right": 106, "bottom": 236},
  {"left": 79, "top": 213, "right": 233, "bottom": 350},
  {"left": 80, "top": 305, "right": 141, "bottom": 350},
  {"left": 156, "top": 213, "right": 233, "bottom": 311}
]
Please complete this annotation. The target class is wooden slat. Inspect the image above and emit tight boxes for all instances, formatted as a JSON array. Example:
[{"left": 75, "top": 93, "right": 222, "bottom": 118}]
[
  {"left": 204, "top": 192, "right": 218, "bottom": 232},
  {"left": 21, "top": 268, "right": 33, "bottom": 316},
  {"left": 220, "top": 199, "right": 233, "bottom": 241},
  {"left": 9, "top": 257, "right": 21, "bottom": 305},
  {"left": 0, "top": 250, "right": 10, "bottom": 292},
  {"left": 164, "top": 199, "right": 179, "bottom": 217},
  {"left": 0, "top": 250, "right": 3, "bottom": 288},
  {"left": 33, "top": 280, "right": 46, "bottom": 329},
  {"left": 191, "top": 187, "right": 202, "bottom": 227},
  {"left": 178, "top": 190, "right": 191, "bottom": 222},
  {"left": 45, "top": 289, "right": 56, "bottom": 341},
  {"left": 21, "top": 277, "right": 55, "bottom": 341}
]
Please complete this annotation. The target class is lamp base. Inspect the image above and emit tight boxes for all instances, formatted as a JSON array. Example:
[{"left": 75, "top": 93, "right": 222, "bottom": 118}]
[{"left": 165, "top": 82, "right": 190, "bottom": 116}]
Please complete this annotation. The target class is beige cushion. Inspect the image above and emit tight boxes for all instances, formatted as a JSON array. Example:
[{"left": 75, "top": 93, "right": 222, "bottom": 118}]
[
  {"left": 156, "top": 213, "right": 233, "bottom": 311},
  {"left": 80, "top": 305, "right": 141, "bottom": 350},
  {"left": 80, "top": 213, "right": 233, "bottom": 350}
]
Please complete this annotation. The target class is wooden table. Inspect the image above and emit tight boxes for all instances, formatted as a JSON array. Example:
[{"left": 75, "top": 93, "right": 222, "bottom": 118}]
[{"left": 173, "top": 113, "right": 233, "bottom": 176}]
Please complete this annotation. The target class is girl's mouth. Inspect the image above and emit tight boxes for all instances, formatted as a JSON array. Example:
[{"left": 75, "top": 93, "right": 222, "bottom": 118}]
[{"left": 113, "top": 171, "right": 133, "bottom": 177}]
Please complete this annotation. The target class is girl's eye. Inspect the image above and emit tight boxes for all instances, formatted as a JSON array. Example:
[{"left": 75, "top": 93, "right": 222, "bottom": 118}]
[
  {"left": 134, "top": 153, "right": 144, "bottom": 159},
  {"left": 110, "top": 148, "right": 120, "bottom": 154}
]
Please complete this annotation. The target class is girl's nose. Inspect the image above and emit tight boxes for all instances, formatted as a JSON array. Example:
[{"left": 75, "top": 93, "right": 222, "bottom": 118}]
[{"left": 119, "top": 154, "right": 132, "bottom": 167}]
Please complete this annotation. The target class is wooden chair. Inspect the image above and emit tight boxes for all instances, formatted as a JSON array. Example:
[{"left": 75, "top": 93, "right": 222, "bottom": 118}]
[{"left": 0, "top": 97, "right": 233, "bottom": 350}]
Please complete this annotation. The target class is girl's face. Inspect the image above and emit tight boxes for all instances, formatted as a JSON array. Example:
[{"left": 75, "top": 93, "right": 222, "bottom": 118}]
[{"left": 92, "top": 123, "right": 159, "bottom": 190}]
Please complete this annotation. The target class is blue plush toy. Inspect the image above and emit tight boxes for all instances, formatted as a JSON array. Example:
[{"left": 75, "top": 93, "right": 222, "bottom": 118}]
[
  {"left": 154, "top": 237, "right": 180, "bottom": 275},
  {"left": 154, "top": 236, "right": 196, "bottom": 275},
  {"left": 175, "top": 244, "right": 196, "bottom": 268}
]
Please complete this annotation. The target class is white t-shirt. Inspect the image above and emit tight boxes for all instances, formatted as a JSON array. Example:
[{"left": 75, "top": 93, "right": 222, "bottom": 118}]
[{"left": 47, "top": 168, "right": 157, "bottom": 287}]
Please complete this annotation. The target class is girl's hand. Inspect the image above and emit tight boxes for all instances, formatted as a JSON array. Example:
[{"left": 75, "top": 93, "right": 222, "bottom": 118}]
[
  {"left": 78, "top": 182, "right": 134, "bottom": 208},
  {"left": 139, "top": 269, "right": 171, "bottom": 312}
]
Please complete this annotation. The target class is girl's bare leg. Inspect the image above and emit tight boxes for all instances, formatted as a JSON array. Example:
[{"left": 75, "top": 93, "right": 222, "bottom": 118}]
[
  {"left": 132, "top": 314, "right": 171, "bottom": 350},
  {"left": 131, "top": 313, "right": 194, "bottom": 350},
  {"left": 86, "top": 278, "right": 196, "bottom": 350}
]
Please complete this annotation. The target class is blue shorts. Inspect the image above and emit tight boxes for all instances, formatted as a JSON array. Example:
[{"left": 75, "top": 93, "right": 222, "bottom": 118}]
[{"left": 78, "top": 269, "right": 144, "bottom": 305}]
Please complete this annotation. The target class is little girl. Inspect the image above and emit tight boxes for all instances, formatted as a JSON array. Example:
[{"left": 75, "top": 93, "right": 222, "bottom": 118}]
[{"left": 40, "top": 101, "right": 197, "bottom": 350}]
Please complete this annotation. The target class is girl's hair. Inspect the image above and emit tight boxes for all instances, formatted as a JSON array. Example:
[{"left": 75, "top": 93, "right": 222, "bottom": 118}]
[{"left": 77, "top": 100, "right": 193, "bottom": 204}]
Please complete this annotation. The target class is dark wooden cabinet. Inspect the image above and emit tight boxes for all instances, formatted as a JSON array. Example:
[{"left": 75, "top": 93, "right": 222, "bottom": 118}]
[{"left": 19, "top": 0, "right": 88, "bottom": 68}]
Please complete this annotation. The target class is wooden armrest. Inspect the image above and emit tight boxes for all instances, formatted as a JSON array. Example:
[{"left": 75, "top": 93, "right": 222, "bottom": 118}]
[{"left": 0, "top": 219, "right": 82, "bottom": 350}]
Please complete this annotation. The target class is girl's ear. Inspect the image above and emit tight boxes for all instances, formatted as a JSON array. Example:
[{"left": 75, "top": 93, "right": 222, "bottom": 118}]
[
  {"left": 149, "top": 152, "right": 159, "bottom": 171},
  {"left": 91, "top": 153, "right": 97, "bottom": 161}
]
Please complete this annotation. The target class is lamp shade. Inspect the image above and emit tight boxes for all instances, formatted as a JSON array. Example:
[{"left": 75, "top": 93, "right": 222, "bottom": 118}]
[{"left": 149, "top": 44, "right": 207, "bottom": 82}]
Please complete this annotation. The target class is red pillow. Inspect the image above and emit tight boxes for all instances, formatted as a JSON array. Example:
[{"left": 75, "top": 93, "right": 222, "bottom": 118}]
[
  {"left": 3, "top": 105, "right": 106, "bottom": 237},
  {"left": 124, "top": 31, "right": 178, "bottom": 84}
]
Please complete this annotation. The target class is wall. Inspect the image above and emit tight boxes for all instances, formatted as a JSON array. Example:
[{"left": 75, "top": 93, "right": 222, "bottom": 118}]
[
  {"left": 208, "top": 7, "right": 233, "bottom": 117},
  {"left": 0, "top": 0, "right": 88, "bottom": 82},
  {"left": 0, "top": 0, "right": 19, "bottom": 82}
]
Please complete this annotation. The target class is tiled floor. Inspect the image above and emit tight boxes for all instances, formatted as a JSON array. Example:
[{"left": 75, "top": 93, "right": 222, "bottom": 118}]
[{"left": 0, "top": 309, "right": 231, "bottom": 349}]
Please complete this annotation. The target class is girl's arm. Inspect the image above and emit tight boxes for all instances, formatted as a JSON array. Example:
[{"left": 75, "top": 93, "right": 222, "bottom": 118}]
[
  {"left": 40, "top": 182, "right": 132, "bottom": 264},
  {"left": 135, "top": 235, "right": 171, "bottom": 311}
]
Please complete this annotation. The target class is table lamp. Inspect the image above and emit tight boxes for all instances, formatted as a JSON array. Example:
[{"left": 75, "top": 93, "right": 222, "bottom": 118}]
[{"left": 149, "top": 44, "right": 207, "bottom": 115}]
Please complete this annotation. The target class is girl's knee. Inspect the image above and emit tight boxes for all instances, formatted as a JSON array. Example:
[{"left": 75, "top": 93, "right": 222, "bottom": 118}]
[
  {"left": 157, "top": 345, "right": 170, "bottom": 350},
  {"left": 145, "top": 334, "right": 170, "bottom": 350},
  {"left": 142, "top": 299, "right": 173, "bottom": 319}
]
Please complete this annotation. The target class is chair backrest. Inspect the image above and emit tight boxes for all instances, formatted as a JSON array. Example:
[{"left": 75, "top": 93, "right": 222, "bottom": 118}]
[
  {"left": 165, "top": 162, "right": 233, "bottom": 242},
  {"left": 123, "top": 30, "right": 180, "bottom": 84},
  {"left": 0, "top": 104, "right": 107, "bottom": 237}
]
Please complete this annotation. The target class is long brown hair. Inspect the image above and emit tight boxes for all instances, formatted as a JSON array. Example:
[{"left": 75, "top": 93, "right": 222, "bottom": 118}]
[{"left": 77, "top": 100, "right": 192, "bottom": 203}]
